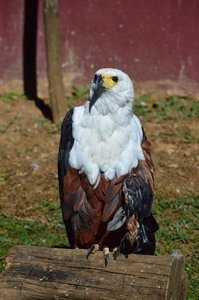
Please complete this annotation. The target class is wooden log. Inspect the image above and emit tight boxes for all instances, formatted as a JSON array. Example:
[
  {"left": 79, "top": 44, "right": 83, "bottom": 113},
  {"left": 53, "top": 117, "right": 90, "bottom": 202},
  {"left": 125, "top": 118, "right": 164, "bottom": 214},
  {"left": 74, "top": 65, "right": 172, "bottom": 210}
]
[
  {"left": 43, "top": 0, "right": 66, "bottom": 123},
  {"left": 0, "top": 246, "right": 188, "bottom": 300}
]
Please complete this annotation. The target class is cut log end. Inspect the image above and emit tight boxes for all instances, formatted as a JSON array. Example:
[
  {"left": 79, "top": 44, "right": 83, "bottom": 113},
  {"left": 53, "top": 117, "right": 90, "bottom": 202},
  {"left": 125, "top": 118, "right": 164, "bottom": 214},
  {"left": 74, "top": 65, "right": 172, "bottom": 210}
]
[{"left": 0, "top": 246, "right": 188, "bottom": 300}]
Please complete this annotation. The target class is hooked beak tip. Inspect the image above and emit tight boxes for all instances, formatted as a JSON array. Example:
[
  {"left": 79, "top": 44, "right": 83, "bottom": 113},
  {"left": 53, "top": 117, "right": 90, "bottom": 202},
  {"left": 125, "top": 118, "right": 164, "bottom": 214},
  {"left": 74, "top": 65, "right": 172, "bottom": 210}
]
[{"left": 89, "top": 74, "right": 104, "bottom": 113}]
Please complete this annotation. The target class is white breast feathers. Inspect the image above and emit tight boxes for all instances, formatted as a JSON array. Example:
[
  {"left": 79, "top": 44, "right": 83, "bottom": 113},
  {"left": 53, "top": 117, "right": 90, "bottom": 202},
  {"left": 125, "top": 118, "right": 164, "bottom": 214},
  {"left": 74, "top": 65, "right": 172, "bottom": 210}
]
[{"left": 69, "top": 102, "right": 145, "bottom": 187}]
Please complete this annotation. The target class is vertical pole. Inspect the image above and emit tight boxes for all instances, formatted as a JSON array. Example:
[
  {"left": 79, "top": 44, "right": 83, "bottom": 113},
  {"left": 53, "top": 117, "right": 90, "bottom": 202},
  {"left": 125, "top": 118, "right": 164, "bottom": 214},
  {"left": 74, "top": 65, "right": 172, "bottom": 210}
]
[{"left": 43, "top": 0, "right": 66, "bottom": 122}]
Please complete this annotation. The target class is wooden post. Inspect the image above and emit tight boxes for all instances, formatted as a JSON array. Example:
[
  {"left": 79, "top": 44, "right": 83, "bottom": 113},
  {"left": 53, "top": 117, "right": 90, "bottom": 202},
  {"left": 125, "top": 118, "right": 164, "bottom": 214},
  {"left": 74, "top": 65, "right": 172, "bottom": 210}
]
[
  {"left": 43, "top": 0, "right": 66, "bottom": 123},
  {"left": 0, "top": 246, "right": 188, "bottom": 300}
]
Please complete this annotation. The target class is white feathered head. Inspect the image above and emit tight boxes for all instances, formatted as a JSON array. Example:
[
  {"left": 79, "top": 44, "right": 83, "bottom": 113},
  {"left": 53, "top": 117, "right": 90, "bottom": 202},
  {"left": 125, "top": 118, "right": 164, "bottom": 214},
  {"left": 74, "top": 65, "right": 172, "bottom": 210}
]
[{"left": 88, "top": 68, "right": 134, "bottom": 114}]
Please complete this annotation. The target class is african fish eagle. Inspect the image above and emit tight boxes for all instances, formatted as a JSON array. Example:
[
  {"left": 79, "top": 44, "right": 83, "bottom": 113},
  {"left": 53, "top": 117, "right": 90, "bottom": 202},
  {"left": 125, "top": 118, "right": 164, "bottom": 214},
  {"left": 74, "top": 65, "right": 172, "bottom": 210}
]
[{"left": 58, "top": 68, "right": 158, "bottom": 266}]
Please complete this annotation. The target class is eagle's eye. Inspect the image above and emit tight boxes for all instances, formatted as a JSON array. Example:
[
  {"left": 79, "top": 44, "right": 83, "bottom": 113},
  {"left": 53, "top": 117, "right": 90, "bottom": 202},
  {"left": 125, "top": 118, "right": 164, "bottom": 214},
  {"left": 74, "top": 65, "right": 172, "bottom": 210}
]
[
  {"left": 112, "top": 76, "right": 118, "bottom": 83},
  {"left": 93, "top": 74, "right": 98, "bottom": 83}
]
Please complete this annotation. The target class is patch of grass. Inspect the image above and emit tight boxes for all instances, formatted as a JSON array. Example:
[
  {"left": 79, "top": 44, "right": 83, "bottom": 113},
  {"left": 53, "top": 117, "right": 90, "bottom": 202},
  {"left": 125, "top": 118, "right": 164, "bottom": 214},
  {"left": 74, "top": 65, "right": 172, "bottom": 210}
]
[
  {"left": 186, "top": 255, "right": 198, "bottom": 299},
  {"left": 35, "top": 116, "right": 62, "bottom": 134},
  {"left": 68, "top": 84, "right": 89, "bottom": 101},
  {"left": 0, "top": 214, "right": 68, "bottom": 275},
  {"left": 134, "top": 96, "right": 199, "bottom": 121},
  {"left": 0, "top": 115, "right": 21, "bottom": 134},
  {"left": 25, "top": 143, "right": 39, "bottom": 153},
  {"left": 18, "top": 92, "right": 28, "bottom": 99},
  {"left": 39, "top": 196, "right": 62, "bottom": 219},
  {"left": 0, "top": 92, "right": 27, "bottom": 102},
  {"left": 153, "top": 193, "right": 199, "bottom": 298},
  {"left": 0, "top": 168, "right": 13, "bottom": 181},
  {"left": 0, "top": 92, "right": 18, "bottom": 102},
  {"left": 67, "top": 84, "right": 89, "bottom": 108},
  {"left": 158, "top": 132, "right": 176, "bottom": 140},
  {"left": 133, "top": 96, "right": 153, "bottom": 121},
  {"left": 16, "top": 148, "right": 24, "bottom": 154},
  {"left": 182, "top": 130, "right": 193, "bottom": 144}
]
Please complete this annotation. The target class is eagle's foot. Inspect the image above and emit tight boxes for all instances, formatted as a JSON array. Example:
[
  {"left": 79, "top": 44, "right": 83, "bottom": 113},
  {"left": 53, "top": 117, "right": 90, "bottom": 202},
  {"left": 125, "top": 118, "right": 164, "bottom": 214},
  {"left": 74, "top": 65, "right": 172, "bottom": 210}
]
[
  {"left": 113, "top": 224, "right": 140, "bottom": 260},
  {"left": 103, "top": 246, "right": 109, "bottom": 267},
  {"left": 86, "top": 244, "right": 99, "bottom": 259},
  {"left": 112, "top": 233, "right": 127, "bottom": 260},
  {"left": 113, "top": 247, "right": 119, "bottom": 260}
]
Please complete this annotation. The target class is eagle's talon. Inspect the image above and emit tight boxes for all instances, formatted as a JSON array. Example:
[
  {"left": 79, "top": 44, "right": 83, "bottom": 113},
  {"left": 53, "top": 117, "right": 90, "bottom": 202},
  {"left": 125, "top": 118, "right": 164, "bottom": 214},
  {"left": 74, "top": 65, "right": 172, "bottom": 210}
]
[
  {"left": 105, "top": 254, "right": 109, "bottom": 267},
  {"left": 86, "top": 245, "right": 95, "bottom": 259},
  {"left": 113, "top": 247, "right": 119, "bottom": 260},
  {"left": 86, "top": 244, "right": 99, "bottom": 259},
  {"left": 103, "top": 246, "right": 109, "bottom": 267}
]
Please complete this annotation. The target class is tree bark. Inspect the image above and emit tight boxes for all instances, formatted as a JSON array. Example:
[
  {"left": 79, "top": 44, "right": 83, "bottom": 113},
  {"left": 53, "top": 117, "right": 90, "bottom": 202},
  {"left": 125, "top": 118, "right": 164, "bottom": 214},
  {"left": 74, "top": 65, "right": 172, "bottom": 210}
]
[
  {"left": 0, "top": 246, "right": 188, "bottom": 300},
  {"left": 43, "top": 0, "right": 66, "bottom": 123}
]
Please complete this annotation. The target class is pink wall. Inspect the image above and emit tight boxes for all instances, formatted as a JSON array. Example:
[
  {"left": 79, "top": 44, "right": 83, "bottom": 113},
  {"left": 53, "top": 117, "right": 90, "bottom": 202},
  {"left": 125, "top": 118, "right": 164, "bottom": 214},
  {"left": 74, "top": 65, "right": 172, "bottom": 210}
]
[
  {"left": 0, "top": 0, "right": 199, "bottom": 95},
  {"left": 0, "top": 0, "right": 24, "bottom": 83}
]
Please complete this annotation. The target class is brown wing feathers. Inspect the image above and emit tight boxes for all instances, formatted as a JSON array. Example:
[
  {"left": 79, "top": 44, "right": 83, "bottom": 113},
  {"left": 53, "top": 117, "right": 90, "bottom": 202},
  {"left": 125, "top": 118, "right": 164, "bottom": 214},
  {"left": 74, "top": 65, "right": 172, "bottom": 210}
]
[
  {"left": 62, "top": 162, "right": 124, "bottom": 249},
  {"left": 141, "top": 138, "right": 155, "bottom": 194}
]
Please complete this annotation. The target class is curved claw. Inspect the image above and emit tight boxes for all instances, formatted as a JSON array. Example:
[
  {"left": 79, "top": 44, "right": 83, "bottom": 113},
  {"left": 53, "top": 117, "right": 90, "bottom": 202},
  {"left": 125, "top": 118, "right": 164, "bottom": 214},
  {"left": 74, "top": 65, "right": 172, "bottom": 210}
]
[
  {"left": 113, "top": 252, "right": 117, "bottom": 260},
  {"left": 105, "top": 254, "right": 109, "bottom": 267},
  {"left": 86, "top": 245, "right": 95, "bottom": 259},
  {"left": 86, "top": 244, "right": 99, "bottom": 259},
  {"left": 113, "top": 234, "right": 126, "bottom": 260},
  {"left": 103, "top": 246, "right": 109, "bottom": 267},
  {"left": 113, "top": 248, "right": 119, "bottom": 260}
]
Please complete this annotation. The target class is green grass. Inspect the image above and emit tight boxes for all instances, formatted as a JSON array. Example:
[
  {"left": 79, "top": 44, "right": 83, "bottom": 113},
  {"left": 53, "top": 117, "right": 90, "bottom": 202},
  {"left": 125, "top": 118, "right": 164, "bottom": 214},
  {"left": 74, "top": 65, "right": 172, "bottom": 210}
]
[
  {"left": 153, "top": 193, "right": 199, "bottom": 299},
  {"left": 134, "top": 96, "right": 199, "bottom": 121},
  {"left": 0, "top": 92, "right": 18, "bottom": 102},
  {"left": 182, "top": 130, "right": 193, "bottom": 144},
  {"left": 35, "top": 116, "right": 62, "bottom": 134},
  {"left": 186, "top": 256, "right": 198, "bottom": 299},
  {"left": 0, "top": 92, "right": 27, "bottom": 102},
  {"left": 0, "top": 168, "right": 13, "bottom": 181},
  {"left": 0, "top": 205, "right": 68, "bottom": 275},
  {"left": 65, "top": 84, "right": 89, "bottom": 108},
  {"left": 67, "top": 84, "right": 89, "bottom": 102},
  {"left": 0, "top": 114, "right": 21, "bottom": 134},
  {"left": 153, "top": 194, "right": 198, "bottom": 248}
]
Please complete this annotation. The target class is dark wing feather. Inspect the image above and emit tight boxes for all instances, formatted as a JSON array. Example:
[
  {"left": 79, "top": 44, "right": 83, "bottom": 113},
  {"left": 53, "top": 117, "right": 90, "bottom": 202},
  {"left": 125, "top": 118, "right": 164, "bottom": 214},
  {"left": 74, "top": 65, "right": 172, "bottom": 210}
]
[
  {"left": 124, "top": 164, "right": 153, "bottom": 225},
  {"left": 142, "top": 126, "right": 148, "bottom": 140},
  {"left": 58, "top": 109, "right": 76, "bottom": 246},
  {"left": 58, "top": 108, "right": 74, "bottom": 203},
  {"left": 111, "top": 128, "right": 158, "bottom": 256}
]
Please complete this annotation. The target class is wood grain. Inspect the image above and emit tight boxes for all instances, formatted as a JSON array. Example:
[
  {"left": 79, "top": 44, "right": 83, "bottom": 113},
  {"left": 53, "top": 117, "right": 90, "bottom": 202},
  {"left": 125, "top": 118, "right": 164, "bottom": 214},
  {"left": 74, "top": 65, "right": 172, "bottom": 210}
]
[{"left": 0, "top": 246, "right": 188, "bottom": 300}]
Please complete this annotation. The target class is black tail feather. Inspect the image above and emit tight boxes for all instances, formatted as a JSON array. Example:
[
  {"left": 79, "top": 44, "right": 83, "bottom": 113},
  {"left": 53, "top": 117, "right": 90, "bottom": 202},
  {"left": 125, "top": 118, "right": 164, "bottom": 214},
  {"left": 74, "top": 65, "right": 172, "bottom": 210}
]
[{"left": 136, "top": 214, "right": 159, "bottom": 255}]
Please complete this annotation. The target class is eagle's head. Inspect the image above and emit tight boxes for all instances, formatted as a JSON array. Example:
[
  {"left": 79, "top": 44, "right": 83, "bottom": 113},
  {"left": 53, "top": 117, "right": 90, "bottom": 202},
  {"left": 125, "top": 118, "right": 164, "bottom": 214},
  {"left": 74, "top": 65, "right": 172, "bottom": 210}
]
[{"left": 88, "top": 68, "right": 134, "bottom": 115}]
